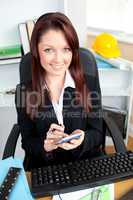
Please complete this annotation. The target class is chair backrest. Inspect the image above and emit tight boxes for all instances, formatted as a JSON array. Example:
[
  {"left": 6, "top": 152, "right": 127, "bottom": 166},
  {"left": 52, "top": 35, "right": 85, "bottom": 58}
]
[{"left": 19, "top": 47, "right": 98, "bottom": 84}]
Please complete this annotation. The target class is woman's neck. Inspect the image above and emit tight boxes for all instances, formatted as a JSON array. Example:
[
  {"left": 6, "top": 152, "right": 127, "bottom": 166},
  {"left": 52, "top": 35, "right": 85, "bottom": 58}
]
[
  {"left": 45, "top": 73, "right": 65, "bottom": 88},
  {"left": 45, "top": 73, "right": 66, "bottom": 103}
]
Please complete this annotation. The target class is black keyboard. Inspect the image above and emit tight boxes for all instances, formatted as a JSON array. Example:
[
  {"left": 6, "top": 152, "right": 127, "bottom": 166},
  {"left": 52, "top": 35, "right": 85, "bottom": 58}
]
[{"left": 31, "top": 151, "right": 133, "bottom": 198}]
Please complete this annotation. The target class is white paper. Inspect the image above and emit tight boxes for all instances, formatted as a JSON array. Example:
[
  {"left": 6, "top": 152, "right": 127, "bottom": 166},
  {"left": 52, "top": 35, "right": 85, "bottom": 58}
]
[{"left": 52, "top": 184, "right": 114, "bottom": 200}]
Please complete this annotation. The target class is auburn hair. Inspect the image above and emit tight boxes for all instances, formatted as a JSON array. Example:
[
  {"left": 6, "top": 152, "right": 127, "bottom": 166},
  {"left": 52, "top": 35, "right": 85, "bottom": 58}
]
[{"left": 27, "top": 12, "right": 91, "bottom": 118}]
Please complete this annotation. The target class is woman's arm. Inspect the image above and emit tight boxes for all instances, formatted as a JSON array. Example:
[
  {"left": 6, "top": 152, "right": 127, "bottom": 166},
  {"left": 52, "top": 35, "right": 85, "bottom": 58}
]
[
  {"left": 71, "top": 74, "right": 104, "bottom": 158},
  {"left": 15, "top": 84, "right": 46, "bottom": 159}
]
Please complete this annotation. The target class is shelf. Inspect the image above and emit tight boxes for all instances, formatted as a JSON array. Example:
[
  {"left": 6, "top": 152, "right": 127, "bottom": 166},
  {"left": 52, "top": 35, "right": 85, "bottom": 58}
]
[
  {"left": 0, "top": 57, "right": 21, "bottom": 65},
  {"left": 0, "top": 93, "right": 15, "bottom": 107},
  {"left": 98, "top": 67, "right": 129, "bottom": 72},
  {"left": 0, "top": 87, "right": 15, "bottom": 94},
  {"left": 87, "top": 29, "right": 133, "bottom": 45},
  {"left": 0, "top": 87, "right": 130, "bottom": 107},
  {"left": 101, "top": 87, "right": 131, "bottom": 97}
]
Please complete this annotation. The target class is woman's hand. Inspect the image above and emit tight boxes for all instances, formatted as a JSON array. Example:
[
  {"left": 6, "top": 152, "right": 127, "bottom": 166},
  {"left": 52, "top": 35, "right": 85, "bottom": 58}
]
[
  {"left": 58, "top": 129, "right": 85, "bottom": 150},
  {"left": 44, "top": 123, "right": 66, "bottom": 152}
]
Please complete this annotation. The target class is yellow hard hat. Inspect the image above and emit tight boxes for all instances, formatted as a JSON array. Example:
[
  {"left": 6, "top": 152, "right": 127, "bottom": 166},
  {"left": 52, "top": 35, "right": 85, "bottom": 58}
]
[{"left": 92, "top": 32, "right": 121, "bottom": 58}]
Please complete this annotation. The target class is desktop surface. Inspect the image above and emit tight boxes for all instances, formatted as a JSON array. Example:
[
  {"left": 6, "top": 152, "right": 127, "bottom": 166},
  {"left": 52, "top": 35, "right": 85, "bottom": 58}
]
[
  {"left": 115, "top": 178, "right": 133, "bottom": 200},
  {"left": 27, "top": 171, "right": 133, "bottom": 200},
  {"left": 34, "top": 179, "right": 133, "bottom": 200}
]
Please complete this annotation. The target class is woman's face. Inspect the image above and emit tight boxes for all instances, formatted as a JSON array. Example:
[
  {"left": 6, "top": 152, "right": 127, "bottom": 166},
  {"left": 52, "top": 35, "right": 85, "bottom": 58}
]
[{"left": 38, "top": 29, "right": 72, "bottom": 77}]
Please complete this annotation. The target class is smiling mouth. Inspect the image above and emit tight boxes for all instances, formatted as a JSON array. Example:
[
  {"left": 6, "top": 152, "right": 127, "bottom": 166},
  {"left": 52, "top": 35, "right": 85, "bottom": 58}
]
[{"left": 52, "top": 65, "right": 64, "bottom": 69}]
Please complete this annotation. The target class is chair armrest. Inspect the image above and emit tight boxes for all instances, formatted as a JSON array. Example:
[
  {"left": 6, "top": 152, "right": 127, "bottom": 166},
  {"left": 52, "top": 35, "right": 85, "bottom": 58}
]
[
  {"left": 2, "top": 124, "right": 20, "bottom": 159},
  {"left": 103, "top": 114, "right": 127, "bottom": 153}
]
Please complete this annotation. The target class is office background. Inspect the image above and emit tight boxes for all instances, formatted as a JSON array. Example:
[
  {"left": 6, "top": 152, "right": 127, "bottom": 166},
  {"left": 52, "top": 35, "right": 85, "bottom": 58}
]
[{"left": 0, "top": 0, "right": 133, "bottom": 159}]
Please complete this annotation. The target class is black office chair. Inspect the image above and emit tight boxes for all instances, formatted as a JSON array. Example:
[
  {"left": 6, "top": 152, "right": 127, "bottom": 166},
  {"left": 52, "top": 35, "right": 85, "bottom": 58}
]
[{"left": 2, "top": 47, "right": 127, "bottom": 170}]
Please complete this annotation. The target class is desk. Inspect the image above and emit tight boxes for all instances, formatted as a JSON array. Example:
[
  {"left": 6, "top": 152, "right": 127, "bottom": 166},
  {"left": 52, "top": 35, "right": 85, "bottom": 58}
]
[
  {"left": 27, "top": 173, "right": 133, "bottom": 200},
  {"left": 114, "top": 178, "right": 133, "bottom": 200}
]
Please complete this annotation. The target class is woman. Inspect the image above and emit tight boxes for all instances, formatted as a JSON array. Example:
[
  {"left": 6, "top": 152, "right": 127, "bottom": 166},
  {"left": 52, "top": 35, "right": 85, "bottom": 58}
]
[{"left": 16, "top": 12, "right": 103, "bottom": 170}]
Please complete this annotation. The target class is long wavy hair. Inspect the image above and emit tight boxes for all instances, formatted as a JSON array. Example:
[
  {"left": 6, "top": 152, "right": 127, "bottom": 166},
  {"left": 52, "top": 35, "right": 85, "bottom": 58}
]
[{"left": 27, "top": 12, "right": 91, "bottom": 118}]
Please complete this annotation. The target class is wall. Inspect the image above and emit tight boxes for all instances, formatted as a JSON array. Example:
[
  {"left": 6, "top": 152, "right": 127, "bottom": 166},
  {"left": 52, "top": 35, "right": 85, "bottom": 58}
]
[
  {"left": 86, "top": 0, "right": 129, "bottom": 32},
  {"left": 0, "top": 0, "right": 61, "bottom": 47},
  {"left": 63, "top": 0, "right": 87, "bottom": 46},
  {"left": 63, "top": 0, "right": 133, "bottom": 49},
  {"left": 0, "top": 0, "right": 89, "bottom": 50}
]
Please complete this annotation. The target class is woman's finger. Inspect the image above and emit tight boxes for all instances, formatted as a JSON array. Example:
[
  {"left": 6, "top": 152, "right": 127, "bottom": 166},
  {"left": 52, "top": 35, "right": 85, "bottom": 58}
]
[
  {"left": 44, "top": 139, "right": 54, "bottom": 144},
  {"left": 44, "top": 139, "right": 58, "bottom": 151},
  {"left": 58, "top": 142, "right": 74, "bottom": 150},
  {"left": 69, "top": 139, "right": 79, "bottom": 144},
  {"left": 47, "top": 131, "right": 66, "bottom": 140},
  {"left": 49, "top": 123, "right": 64, "bottom": 132}
]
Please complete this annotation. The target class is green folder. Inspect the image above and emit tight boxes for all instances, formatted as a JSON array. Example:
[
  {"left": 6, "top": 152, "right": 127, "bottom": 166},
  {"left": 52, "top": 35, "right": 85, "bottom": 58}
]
[{"left": 0, "top": 44, "right": 22, "bottom": 59}]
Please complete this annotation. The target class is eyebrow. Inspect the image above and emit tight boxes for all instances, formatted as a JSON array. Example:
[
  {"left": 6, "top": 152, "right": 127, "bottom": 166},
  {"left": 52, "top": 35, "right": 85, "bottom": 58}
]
[
  {"left": 40, "top": 44, "right": 70, "bottom": 48},
  {"left": 41, "top": 44, "right": 54, "bottom": 47}
]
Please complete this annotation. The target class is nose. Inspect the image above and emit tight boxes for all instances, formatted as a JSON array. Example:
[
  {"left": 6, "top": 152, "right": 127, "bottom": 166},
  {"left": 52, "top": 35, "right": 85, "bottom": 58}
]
[{"left": 54, "top": 50, "right": 63, "bottom": 63}]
